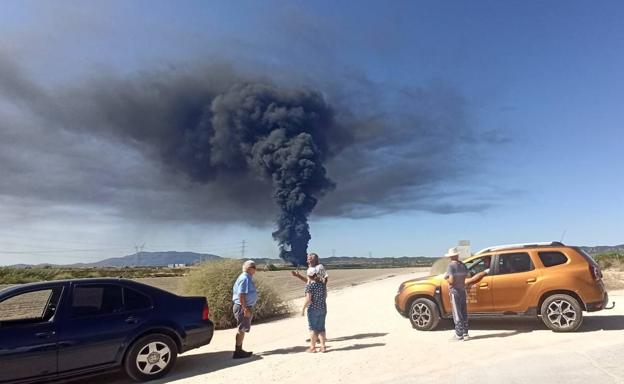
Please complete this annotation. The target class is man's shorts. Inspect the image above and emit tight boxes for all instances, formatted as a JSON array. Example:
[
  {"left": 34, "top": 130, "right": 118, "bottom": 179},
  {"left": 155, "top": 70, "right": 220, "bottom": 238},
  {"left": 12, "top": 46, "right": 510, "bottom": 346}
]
[
  {"left": 307, "top": 309, "right": 327, "bottom": 332},
  {"left": 233, "top": 303, "right": 253, "bottom": 332}
]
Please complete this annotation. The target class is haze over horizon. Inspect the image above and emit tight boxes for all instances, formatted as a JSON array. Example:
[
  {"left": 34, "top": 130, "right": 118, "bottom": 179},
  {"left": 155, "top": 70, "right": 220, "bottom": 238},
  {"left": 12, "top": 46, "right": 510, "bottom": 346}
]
[{"left": 1, "top": 1, "right": 622, "bottom": 266}]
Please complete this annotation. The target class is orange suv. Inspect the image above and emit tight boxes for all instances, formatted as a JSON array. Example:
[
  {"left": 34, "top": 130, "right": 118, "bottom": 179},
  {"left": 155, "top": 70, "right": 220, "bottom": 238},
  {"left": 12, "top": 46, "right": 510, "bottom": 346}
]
[{"left": 395, "top": 242, "right": 614, "bottom": 332}]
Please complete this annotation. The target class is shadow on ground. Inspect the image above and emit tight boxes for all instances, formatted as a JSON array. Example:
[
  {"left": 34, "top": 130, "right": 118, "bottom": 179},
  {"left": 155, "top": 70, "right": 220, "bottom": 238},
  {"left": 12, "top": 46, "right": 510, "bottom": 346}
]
[
  {"left": 579, "top": 315, "right": 624, "bottom": 332},
  {"left": 433, "top": 315, "right": 624, "bottom": 334},
  {"left": 259, "top": 342, "right": 386, "bottom": 355},
  {"left": 328, "top": 332, "right": 388, "bottom": 342},
  {"left": 259, "top": 333, "right": 388, "bottom": 356},
  {"left": 433, "top": 318, "right": 542, "bottom": 333},
  {"left": 327, "top": 342, "right": 386, "bottom": 352},
  {"left": 67, "top": 351, "right": 261, "bottom": 384}
]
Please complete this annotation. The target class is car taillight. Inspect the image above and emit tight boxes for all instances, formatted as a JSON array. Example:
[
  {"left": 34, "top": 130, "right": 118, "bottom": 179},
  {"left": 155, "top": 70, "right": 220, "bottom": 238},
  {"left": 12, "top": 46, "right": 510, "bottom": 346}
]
[
  {"left": 202, "top": 303, "right": 210, "bottom": 320},
  {"left": 589, "top": 264, "right": 603, "bottom": 281}
]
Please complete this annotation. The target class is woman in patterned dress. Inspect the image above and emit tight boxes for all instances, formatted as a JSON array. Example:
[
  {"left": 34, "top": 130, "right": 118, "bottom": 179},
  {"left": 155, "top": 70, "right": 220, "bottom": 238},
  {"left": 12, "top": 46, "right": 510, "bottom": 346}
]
[{"left": 302, "top": 267, "right": 328, "bottom": 352}]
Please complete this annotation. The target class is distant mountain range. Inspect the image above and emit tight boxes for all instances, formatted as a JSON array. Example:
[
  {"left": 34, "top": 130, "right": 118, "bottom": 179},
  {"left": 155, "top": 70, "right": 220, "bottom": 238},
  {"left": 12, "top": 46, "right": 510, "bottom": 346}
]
[
  {"left": 6, "top": 244, "right": 622, "bottom": 268},
  {"left": 84, "top": 251, "right": 222, "bottom": 267}
]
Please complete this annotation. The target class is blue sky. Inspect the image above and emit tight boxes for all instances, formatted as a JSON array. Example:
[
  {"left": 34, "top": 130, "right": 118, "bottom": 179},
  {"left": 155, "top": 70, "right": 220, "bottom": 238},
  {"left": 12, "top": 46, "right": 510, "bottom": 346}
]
[{"left": 0, "top": 1, "right": 622, "bottom": 264}]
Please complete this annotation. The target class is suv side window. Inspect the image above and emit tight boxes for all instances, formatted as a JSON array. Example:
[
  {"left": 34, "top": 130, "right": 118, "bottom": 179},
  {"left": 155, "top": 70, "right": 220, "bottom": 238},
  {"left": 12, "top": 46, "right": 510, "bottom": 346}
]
[
  {"left": 124, "top": 287, "right": 152, "bottom": 311},
  {"left": 465, "top": 256, "right": 492, "bottom": 275},
  {"left": 497, "top": 252, "right": 534, "bottom": 275},
  {"left": 71, "top": 284, "right": 123, "bottom": 317},
  {"left": 538, "top": 251, "right": 568, "bottom": 267}
]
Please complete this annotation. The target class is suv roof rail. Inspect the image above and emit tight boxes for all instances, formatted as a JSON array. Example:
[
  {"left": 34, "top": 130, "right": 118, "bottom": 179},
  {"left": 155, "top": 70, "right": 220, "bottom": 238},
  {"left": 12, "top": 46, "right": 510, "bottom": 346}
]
[{"left": 476, "top": 241, "right": 565, "bottom": 255}]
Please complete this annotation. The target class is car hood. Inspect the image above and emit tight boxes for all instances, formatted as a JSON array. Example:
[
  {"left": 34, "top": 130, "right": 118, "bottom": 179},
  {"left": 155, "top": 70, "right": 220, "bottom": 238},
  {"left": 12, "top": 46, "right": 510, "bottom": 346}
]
[{"left": 398, "top": 274, "right": 444, "bottom": 291}]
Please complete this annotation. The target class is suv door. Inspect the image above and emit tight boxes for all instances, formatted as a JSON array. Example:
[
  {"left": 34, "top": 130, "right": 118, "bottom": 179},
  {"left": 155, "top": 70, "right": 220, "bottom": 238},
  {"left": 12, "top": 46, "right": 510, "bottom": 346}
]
[
  {"left": 57, "top": 283, "right": 147, "bottom": 373},
  {"left": 0, "top": 286, "right": 63, "bottom": 383},
  {"left": 491, "top": 252, "right": 542, "bottom": 313},
  {"left": 464, "top": 256, "right": 494, "bottom": 313}
]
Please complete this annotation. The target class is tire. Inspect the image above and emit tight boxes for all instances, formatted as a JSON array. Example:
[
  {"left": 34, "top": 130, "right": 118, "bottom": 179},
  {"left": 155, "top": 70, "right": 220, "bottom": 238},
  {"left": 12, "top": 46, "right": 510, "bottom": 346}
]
[
  {"left": 124, "top": 334, "right": 178, "bottom": 382},
  {"left": 408, "top": 298, "right": 440, "bottom": 331},
  {"left": 540, "top": 294, "right": 584, "bottom": 332}
]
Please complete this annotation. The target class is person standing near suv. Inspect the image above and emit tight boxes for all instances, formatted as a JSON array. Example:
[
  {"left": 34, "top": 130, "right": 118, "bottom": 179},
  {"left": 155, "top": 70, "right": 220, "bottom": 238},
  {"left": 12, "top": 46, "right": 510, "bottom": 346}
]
[{"left": 444, "top": 247, "right": 489, "bottom": 341}]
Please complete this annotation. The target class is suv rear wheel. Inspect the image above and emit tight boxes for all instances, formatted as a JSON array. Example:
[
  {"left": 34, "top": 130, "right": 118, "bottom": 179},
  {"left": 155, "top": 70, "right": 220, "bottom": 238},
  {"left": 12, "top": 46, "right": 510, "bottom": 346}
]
[
  {"left": 540, "top": 294, "right": 583, "bottom": 332},
  {"left": 409, "top": 298, "right": 440, "bottom": 331},
  {"left": 125, "top": 334, "right": 178, "bottom": 382}
]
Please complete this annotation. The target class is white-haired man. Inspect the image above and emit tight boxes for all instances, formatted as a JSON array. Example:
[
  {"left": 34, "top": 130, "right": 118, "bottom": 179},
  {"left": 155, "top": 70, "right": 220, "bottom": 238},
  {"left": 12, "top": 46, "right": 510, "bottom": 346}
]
[
  {"left": 232, "top": 260, "right": 257, "bottom": 358},
  {"left": 291, "top": 252, "right": 329, "bottom": 285}
]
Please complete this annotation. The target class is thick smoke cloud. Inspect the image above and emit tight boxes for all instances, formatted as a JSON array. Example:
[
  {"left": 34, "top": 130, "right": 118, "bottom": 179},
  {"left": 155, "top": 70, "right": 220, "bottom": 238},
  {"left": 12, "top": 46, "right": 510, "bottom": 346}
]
[
  {"left": 0, "top": 58, "right": 500, "bottom": 264},
  {"left": 210, "top": 84, "right": 336, "bottom": 264}
]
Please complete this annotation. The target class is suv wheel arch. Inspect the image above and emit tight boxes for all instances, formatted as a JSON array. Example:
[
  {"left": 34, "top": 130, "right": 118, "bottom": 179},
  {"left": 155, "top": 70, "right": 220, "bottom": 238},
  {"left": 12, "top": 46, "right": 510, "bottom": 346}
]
[
  {"left": 407, "top": 295, "right": 442, "bottom": 331},
  {"left": 537, "top": 290, "right": 586, "bottom": 314},
  {"left": 539, "top": 293, "right": 584, "bottom": 332},
  {"left": 123, "top": 327, "right": 183, "bottom": 365}
]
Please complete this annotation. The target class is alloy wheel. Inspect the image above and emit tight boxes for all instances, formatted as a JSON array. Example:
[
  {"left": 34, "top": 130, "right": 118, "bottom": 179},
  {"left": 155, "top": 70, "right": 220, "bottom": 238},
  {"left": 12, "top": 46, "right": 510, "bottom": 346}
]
[
  {"left": 546, "top": 299, "right": 577, "bottom": 329},
  {"left": 135, "top": 341, "right": 172, "bottom": 375},
  {"left": 410, "top": 302, "right": 432, "bottom": 327}
]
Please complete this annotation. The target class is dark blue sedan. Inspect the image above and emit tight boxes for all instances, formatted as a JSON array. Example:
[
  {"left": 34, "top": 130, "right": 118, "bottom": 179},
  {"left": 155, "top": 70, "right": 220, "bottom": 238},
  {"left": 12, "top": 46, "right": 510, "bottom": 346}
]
[{"left": 0, "top": 278, "right": 214, "bottom": 383}]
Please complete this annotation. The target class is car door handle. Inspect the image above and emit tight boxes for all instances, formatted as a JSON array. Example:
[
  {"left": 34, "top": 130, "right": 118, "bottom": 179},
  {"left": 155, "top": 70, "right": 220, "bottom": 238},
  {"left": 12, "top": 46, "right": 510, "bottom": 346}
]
[
  {"left": 125, "top": 316, "right": 140, "bottom": 324},
  {"left": 526, "top": 278, "right": 537, "bottom": 283},
  {"left": 479, "top": 283, "right": 489, "bottom": 288},
  {"left": 36, "top": 331, "right": 55, "bottom": 339}
]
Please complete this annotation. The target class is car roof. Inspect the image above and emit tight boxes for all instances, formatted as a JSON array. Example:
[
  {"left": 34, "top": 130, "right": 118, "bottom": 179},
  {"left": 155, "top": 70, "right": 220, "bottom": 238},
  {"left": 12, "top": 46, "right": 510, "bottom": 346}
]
[
  {"left": 475, "top": 241, "right": 567, "bottom": 255},
  {"left": 0, "top": 278, "right": 154, "bottom": 296}
]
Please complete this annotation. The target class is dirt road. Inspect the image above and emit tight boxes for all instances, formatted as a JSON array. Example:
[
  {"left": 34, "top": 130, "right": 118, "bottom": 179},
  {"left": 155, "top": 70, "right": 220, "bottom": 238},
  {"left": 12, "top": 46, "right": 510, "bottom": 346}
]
[{"left": 83, "top": 270, "right": 624, "bottom": 384}]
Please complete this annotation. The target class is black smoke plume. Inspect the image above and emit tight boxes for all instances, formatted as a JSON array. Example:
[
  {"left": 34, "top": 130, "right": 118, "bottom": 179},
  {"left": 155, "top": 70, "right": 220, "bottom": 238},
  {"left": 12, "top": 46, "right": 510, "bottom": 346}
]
[
  {"left": 209, "top": 84, "right": 335, "bottom": 265},
  {"left": 75, "top": 78, "right": 338, "bottom": 266}
]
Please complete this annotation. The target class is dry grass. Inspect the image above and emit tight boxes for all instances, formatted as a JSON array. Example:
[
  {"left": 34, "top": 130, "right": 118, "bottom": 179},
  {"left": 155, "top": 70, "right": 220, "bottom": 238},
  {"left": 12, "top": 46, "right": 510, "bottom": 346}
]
[{"left": 603, "top": 270, "right": 624, "bottom": 290}]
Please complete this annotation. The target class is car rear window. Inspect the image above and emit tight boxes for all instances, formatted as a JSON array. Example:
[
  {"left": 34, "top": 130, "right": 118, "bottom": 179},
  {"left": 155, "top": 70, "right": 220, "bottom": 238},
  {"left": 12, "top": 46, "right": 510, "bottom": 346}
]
[
  {"left": 538, "top": 251, "right": 568, "bottom": 267},
  {"left": 124, "top": 287, "right": 152, "bottom": 311}
]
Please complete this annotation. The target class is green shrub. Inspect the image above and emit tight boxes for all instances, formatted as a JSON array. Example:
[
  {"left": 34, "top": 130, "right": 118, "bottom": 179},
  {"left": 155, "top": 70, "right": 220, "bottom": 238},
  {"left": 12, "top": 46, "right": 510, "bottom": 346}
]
[
  {"left": 595, "top": 252, "right": 624, "bottom": 271},
  {"left": 181, "top": 260, "right": 290, "bottom": 329}
]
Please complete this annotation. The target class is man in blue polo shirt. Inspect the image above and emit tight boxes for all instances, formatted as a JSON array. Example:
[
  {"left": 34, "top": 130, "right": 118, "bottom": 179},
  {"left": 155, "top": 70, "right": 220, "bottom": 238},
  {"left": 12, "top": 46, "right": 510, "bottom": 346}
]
[{"left": 232, "top": 260, "right": 258, "bottom": 358}]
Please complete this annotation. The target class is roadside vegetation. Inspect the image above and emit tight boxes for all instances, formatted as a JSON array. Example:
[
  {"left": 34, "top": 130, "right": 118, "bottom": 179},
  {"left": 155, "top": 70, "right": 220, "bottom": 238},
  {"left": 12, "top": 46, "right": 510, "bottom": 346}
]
[
  {"left": 0, "top": 266, "right": 188, "bottom": 285},
  {"left": 181, "top": 259, "right": 290, "bottom": 329},
  {"left": 594, "top": 252, "right": 624, "bottom": 271}
]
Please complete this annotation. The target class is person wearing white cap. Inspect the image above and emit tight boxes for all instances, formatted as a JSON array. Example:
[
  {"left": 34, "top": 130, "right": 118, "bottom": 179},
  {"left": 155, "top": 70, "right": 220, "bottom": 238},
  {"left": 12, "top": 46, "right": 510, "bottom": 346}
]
[
  {"left": 301, "top": 267, "right": 328, "bottom": 352},
  {"left": 291, "top": 253, "right": 329, "bottom": 285},
  {"left": 443, "top": 247, "right": 489, "bottom": 341}
]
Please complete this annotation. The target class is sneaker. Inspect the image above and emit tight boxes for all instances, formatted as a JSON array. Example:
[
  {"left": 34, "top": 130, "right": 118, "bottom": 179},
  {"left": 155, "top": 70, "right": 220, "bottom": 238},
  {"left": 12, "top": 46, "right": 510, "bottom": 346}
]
[
  {"left": 233, "top": 349, "right": 253, "bottom": 359},
  {"left": 449, "top": 334, "right": 464, "bottom": 342},
  {"left": 462, "top": 334, "right": 470, "bottom": 341}
]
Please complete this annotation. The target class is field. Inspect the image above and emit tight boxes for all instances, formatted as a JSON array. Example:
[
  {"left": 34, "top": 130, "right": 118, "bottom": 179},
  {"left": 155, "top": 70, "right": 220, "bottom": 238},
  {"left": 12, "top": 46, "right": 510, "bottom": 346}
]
[
  {"left": 136, "top": 267, "right": 423, "bottom": 301},
  {"left": 1, "top": 268, "right": 623, "bottom": 298}
]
